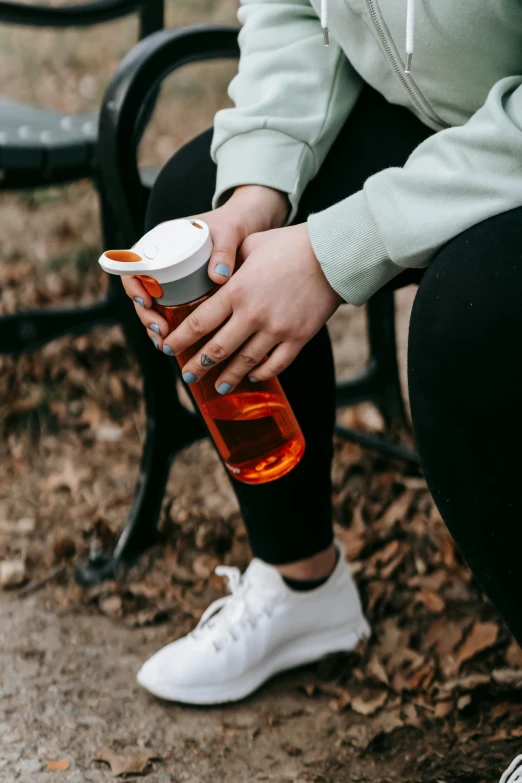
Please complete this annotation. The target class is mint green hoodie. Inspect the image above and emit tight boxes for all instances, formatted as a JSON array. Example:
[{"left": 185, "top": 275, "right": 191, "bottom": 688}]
[{"left": 210, "top": 0, "right": 522, "bottom": 305}]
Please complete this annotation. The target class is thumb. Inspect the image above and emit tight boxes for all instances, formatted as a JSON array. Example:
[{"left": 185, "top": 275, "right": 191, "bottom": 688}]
[{"left": 206, "top": 222, "right": 242, "bottom": 285}]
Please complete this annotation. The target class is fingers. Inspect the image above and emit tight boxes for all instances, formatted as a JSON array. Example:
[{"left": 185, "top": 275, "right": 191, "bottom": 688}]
[
  {"left": 120, "top": 275, "right": 170, "bottom": 347},
  {"left": 206, "top": 221, "right": 242, "bottom": 285},
  {"left": 237, "top": 231, "right": 265, "bottom": 264},
  {"left": 212, "top": 332, "right": 278, "bottom": 392},
  {"left": 138, "top": 307, "right": 169, "bottom": 339},
  {"left": 176, "top": 315, "right": 259, "bottom": 386},
  {"left": 163, "top": 286, "right": 234, "bottom": 357},
  {"left": 121, "top": 275, "right": 153, "bottom": 309},
  {"left": 147, "top": 327, "right": 163, "bottom": 351},
  {"left": 246, "top": 341, "right": 302, "bottom": 383}
]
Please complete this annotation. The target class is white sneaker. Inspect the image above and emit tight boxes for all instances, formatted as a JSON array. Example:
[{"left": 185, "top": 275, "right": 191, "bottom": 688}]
[
  {"left": 137, "top": 543, "right": 370, "bottom": 704},
  {"left": 501, "top": 755, "right": 522, "bottom": 782}
]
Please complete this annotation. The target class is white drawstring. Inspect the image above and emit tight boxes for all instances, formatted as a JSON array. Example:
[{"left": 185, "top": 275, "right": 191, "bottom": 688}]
[
  {"left": 322, "top": 1, "right": 414, "bottom": 67},
  {"left": 321, "top": 0, "right": 329, "bottom": 46},
  {"left": 501, "top": 755, "right": 522, "bottom": 783},
  {"left": 405, "top": 0, "right": 415, "bottom": 73}
]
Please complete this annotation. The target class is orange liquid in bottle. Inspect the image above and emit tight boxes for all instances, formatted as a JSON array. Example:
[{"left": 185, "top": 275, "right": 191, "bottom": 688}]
[{"left": 157, "top": 298, "right": 305, "bottom": 484}]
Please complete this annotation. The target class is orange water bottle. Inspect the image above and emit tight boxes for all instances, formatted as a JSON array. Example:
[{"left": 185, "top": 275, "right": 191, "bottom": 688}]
[{"left": 99, "top": 219, "right": 305, "bottom": 484}]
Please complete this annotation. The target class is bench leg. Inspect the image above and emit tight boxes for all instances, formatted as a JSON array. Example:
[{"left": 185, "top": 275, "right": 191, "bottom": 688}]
[
  {"left": 76, "top": 195, "right": 206, "bottom": 585},
  {"left": 76, "top": 295, "right": 206, "bottom": 585},
  {"left": 335, "top": 290, "right": 418, "bottom": 463}
]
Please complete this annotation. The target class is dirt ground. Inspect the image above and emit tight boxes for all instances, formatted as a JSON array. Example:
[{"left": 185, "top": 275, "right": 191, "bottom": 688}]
[
  {"left": 2, "top": 2, "right": 522, "bottom": 782},
  {"left": 0, "top": 584, "right": 515, "bottom": 783}
]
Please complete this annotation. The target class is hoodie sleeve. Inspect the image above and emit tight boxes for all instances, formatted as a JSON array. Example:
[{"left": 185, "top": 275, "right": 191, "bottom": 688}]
[
  {"left": 308, "top": 76, "right": 522, "bottom": 305},
  {"left": 211, "top": 0, "right": 364, "bottom": 221}
]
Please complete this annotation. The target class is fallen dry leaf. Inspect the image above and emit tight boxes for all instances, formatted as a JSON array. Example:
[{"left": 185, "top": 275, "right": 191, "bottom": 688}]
[
  {"left": 492, "top": 668, "right": 522, "bottom": 689},
  {"left": 334, "top": 503, "right": 366, "bottom": 559},
  {"left": 457, "top": 694, "right": 472, "bottom": 710},
  {"left": 415, "top": 588, "right": 445, "bottom": 614},
  {"left": 192, "top": 554, "right": 220, "bottom": 579},
  {"left": 96, "top": 422, "right": 124, "bottom": 443},
  {"left": 440, "top": 673, "right": 490, "bottom": 695},
  {"left": 366, "top": 654, "right": 389, "bottom": 686},
  {"left": 47, "top": 759, "right": 70, "bottom": 771},
  {"left": 364, "top": 539, "right": 401, "bottom": 577},
  {"left": 488, "top": 727, "right": 522, "bottom": 743},
  {"left": 46, "top": 460, "right": 91, "bottom": 494},
  {"left": 454, "top": 622, "right": 499, "bottom": 670},
  {"left": 0, "top": 559, "right": 27, "bottom": 588},
  {"left": 351, "top": 690, "right": 388, "bottom": 716},
  {"left": 98, "top": 595, "right": 123, "bottom": 617},
  {"left": 423, "top": 619, "right": 464, "bottom": 657},
  {"left": 95, "top": 748, "right": 161, "bottom": 777},
  {"left": 506, "top": 641, "right": 522, "bottom": 668},
  {"left": 329, "top": 687, "right": 352, "bottom": 713},
  {"left": 376, "top": 490, "right": 414, "bottom": 531},
  {"left": 0, "top": 517, "right": 35, "bottom": 535},
  {"left": 281, "top": 742, "right": 303, "bottom": 757},
  {"left": 435, "top": 701, "right": 453, "bottom": 719},
  {"left": 51, "top": 531, "right": 77, "bottom": 562}
]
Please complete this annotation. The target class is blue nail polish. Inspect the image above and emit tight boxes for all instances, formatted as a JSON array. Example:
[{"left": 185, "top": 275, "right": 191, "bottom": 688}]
[
  {"left": 217, "top": 382, "right": 232, "bottom": 395},
  {"left": 134, "top": 297, "right": 145, "bottom": 307},
  {"left": 183, "top": 372, "right": 197, "bottom": 385},
  {"left": 163, "top": 345, "right": 174, "bottom": 356},
  {"left": 151, "top": 337, "right": 159, "bottom": 349},
  {"left": 150, "top": 323, "right": 160, "bottom": 335},
  {"left": 214, "top": 264, "right": 230, "bottom": 278},
  {"left": 249, "top": 377, "right": 258, "bottom": 383}
]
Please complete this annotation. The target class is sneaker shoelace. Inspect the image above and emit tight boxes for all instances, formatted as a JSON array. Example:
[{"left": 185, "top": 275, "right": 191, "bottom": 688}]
[
  {"left": 501, "top": 755, "right": 522, "bottom": 783},
  {"left": 190, "top": 566, "right": 277, "bottom": 652}
]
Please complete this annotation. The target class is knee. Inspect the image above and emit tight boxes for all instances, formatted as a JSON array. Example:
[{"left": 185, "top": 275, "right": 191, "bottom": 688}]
[{"left": 408, "top": 209, "right": 522, "bottom": 407}]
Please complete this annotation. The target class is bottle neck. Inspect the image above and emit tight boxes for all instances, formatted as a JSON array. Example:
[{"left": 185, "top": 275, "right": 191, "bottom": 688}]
[
  {"left": 154, "top": 261, "right": 213, "bottom": 307},
  {"left": 155, "top": 289, "right": 215, "bottom": 331}
]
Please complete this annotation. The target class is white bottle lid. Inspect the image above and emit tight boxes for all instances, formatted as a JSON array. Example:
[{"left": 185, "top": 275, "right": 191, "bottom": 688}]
[{"left": 99, "top": 219, "right": 213, "bottom": 285}]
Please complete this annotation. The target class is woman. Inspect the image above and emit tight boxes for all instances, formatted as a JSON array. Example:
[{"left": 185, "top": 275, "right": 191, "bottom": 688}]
[{"left": 123, "top": 0, "right": 522, "bottom": 776}]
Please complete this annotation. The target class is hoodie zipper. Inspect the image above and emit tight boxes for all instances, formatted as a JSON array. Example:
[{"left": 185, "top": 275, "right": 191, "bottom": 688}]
[{"left": 366, "top": 0, "right": 446, "bottom": 128}]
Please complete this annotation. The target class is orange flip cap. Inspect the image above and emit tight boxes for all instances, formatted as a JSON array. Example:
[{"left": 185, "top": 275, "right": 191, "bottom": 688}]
[{"left": 137, "top": 275, "right": 164, "bottom": 298}]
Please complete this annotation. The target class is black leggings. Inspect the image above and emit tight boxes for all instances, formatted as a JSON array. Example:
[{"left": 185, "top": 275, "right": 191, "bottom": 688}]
[{"left": 146, "top": 87, "right": 522, "bottom": 647}]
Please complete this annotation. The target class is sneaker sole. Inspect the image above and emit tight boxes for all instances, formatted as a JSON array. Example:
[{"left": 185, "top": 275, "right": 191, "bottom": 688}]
[{"left": 138, "top": 615, "right": 370, "bottom": 705}]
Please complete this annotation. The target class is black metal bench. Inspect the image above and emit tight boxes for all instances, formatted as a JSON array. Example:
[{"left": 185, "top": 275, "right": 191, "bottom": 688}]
[
  {"left": 0, "top": 0, "right": 164, "bottom": 356},
  {"left": 74, "top": 25, "right": 419, "bottom": 586}
]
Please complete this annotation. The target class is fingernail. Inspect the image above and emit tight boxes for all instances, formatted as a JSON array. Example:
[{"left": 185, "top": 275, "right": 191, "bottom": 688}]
[
  {"left": 214, "top": 264, "right": 230, "bottom": 278},
  {"left": 134, "top": 296, "right": 145, "bottom": 306},
  {"left": 150, "top": 323, "right": 160, "bottom": 335},
  {"left": 217, "top": 382, "right": 232, "bottom": 395},
  {"left": 151, "top": 337, "right": 159, "bottom": 349},
  {"left": 249, "top": 376, "right": 258, "bottom": 383},
  {"left": 183, "top": 372, "right": 197, "bottom": 385},
  {"left": 163, "top": 345, "right": 174, "bottom": 356}
]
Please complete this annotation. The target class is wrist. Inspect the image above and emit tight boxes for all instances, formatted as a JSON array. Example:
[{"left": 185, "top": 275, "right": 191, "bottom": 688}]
[{"left": 227, "top": 185, "right": 289, "bottom": 232}]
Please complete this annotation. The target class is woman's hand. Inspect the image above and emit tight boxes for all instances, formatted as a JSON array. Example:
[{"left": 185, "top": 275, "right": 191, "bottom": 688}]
[
  {"left": 120, "top": 185, "right": 289, "bottom": 344},
  {"left": 163, "top": 223, "right": 343, "bottom": 391}
]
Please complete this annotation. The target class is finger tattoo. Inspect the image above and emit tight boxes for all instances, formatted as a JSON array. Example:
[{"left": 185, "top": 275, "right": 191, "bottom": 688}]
[{"left": 201, "top": 353, "right": 216, "bottom": 368}]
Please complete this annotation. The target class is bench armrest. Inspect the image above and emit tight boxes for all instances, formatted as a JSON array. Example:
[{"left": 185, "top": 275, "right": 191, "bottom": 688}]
[
  {"left": 97, "top": 24, "right": 240, "bottom": 246},
  {"left": 0, "top": 0, "right": 147, "bottom": 27}
]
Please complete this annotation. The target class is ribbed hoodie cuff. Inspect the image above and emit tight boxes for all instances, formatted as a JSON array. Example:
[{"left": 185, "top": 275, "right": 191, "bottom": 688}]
[
  {"left": 308, "top": 190, "right": 404, "bottom": 306},
  {"left": 212, "top": 130, "right": 315, "bottom": 223}
]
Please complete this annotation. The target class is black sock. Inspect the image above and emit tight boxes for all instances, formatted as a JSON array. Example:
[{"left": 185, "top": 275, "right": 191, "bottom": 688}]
[{"left": 282, "top": 550, "right": 339, "bottom": 592}]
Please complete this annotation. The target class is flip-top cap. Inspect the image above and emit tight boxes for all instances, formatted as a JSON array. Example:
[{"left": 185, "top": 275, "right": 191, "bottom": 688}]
[{"left": 99, "top": 219, "right": 214, "bottom": 305}]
